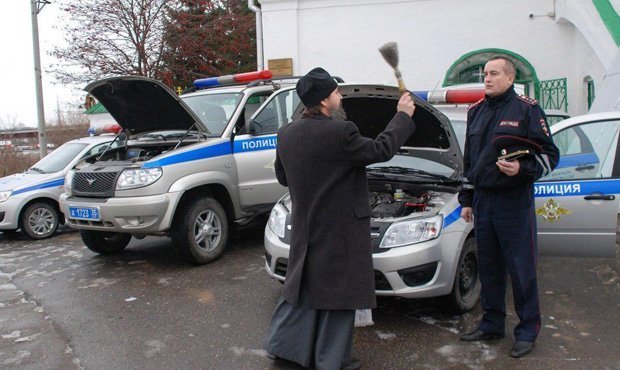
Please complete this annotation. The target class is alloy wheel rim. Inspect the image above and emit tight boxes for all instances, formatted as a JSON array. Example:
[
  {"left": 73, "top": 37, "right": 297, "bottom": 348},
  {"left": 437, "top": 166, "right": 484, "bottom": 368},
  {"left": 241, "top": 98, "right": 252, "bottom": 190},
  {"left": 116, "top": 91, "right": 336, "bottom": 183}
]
[
  {"left": 28, "top": 208, "right": 55, "bottom": 235},
  {"left": 193, "top": 209, "right": 222, "bottom": 252}
]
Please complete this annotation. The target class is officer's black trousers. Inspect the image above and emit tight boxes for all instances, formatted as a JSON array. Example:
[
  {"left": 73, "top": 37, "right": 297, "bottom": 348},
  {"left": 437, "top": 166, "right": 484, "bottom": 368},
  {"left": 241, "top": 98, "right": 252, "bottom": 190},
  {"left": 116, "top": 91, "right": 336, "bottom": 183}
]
[{"left": 473, "top": 187, "right": 541, "bottom": 343}]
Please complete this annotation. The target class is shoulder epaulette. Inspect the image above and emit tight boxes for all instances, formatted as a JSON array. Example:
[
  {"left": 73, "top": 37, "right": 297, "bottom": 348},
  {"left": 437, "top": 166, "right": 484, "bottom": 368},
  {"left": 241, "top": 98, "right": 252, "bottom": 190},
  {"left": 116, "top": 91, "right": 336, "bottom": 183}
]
[
  {"left": 517, "top": 94, "right": 538, "bottom": 106},
  {"left": 468, "top": 98, "right": 484, "bottom": 110}
]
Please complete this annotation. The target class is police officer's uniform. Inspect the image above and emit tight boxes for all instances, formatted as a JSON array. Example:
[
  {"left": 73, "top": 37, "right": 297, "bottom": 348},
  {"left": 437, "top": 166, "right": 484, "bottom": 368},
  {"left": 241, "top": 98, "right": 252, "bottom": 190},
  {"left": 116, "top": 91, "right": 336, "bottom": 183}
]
[{"left": 458, "top": 85, "right": 559, "bottom": 343}]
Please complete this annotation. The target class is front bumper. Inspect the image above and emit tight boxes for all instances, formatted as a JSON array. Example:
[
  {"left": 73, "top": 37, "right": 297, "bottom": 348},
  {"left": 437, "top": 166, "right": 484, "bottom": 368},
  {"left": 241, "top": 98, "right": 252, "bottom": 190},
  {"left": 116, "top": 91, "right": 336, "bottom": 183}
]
[
  {"left": 264, "top": 225, "right": 461, "bottom": 299},
  {"left": 59, "top": 192, "right": 182, "bottom": 234},
  {"left": 0, "top": 197, "right": 24, "bottom": 230}
]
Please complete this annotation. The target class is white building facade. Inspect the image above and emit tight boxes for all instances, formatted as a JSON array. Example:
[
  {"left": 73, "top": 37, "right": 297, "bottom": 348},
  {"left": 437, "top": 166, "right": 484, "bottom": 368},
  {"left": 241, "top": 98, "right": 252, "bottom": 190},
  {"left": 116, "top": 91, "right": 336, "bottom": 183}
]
[{"left": 258, "top": 0, "right": 620, "bottom": 115}]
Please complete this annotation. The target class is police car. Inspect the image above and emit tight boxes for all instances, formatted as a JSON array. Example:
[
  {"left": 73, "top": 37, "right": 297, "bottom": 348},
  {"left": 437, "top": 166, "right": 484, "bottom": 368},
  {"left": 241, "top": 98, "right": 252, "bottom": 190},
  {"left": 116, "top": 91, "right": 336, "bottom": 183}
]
[
  {"left": 59, "top": 71, "right": 299, "bottom": 264},
  {"left": 0, "top": 132, "right": 117, "bottom": 239},
  {"left": 262, "top": 84, "right": 618, "bottom": 313}
]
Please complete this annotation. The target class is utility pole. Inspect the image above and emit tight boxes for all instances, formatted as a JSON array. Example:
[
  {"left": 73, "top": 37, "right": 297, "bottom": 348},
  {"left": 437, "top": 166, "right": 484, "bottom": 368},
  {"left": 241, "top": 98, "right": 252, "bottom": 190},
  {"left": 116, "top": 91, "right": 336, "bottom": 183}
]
[{"left": 30, "top": 0, "right": 51, "bottom": 158}]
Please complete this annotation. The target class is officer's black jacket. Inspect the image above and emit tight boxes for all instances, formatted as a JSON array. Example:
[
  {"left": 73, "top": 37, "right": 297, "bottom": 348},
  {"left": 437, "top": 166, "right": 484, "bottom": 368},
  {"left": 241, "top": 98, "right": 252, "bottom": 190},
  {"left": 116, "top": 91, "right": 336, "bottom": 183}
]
[{"left": 458, "top": 86, "right": 560, "bottom": 208}]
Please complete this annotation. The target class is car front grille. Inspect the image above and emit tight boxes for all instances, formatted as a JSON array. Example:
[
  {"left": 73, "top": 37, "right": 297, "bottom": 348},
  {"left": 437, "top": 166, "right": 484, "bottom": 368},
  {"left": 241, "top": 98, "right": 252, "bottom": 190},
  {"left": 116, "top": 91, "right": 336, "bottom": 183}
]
[
  {"left": 73, "top": 171, "right": 119, "bottom": 198},
  {"left": 275, "top": 258, "right": 288, "bottom": 277}
]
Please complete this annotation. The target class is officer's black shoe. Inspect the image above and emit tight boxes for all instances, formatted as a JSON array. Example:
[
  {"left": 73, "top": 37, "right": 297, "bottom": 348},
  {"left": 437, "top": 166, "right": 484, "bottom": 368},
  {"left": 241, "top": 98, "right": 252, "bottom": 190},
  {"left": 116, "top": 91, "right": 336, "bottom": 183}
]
[
  {"left": 341, "top": 358, "right": 361, "bottom": 370},
  {"left": 509, "top": 341, "right": 534, "bottom": 358},
  {"left": 460, "top": 329, "right": 504, "bottom": 342}
]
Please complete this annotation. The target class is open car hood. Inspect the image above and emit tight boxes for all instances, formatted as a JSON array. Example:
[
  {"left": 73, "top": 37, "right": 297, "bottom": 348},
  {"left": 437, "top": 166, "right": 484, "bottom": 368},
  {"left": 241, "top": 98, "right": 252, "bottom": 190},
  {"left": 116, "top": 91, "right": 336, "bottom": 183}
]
[
  {"left": 338, "top": 85, "right": 463, "bottom": 174},
  {"left": 85, "top": 76, "right": 207, "bottom": 135}
]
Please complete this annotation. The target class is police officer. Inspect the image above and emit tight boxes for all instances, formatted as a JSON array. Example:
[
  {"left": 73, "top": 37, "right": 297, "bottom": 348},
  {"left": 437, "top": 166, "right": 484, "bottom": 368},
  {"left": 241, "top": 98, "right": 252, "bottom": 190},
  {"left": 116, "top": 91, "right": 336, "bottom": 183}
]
[{"left": 458, "top": 56, "right": 559, "bottom": 358}]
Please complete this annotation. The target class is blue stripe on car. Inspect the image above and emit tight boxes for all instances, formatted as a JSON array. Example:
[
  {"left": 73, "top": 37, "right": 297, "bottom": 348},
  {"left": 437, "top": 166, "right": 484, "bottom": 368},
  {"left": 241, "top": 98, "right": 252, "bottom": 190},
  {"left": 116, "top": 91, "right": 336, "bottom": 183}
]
[
  {"left": 143, "top": 135, "right": 278, "bottom": 169},
  {"left": 534, "top": 178, "right": 620, "bottom": 197},
  {"left": 443, "top": 206, "right": 462, "bottom": 229},
  {"left": 12, "top": 178, "right": 65, "bottom": 196},
  {"left": 554, "top": 152, "right": 599, "bottom": 169}
]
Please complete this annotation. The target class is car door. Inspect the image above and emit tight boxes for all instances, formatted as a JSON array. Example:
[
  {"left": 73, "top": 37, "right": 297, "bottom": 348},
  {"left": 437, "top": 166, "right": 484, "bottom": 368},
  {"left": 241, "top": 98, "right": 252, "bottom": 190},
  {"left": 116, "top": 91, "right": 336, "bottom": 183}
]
[
  {"left": 233, "top": 89, "right": 299, "bottom": 209},
  {"left": 535, "top": 117, "right": 620, "bottom": 257}
]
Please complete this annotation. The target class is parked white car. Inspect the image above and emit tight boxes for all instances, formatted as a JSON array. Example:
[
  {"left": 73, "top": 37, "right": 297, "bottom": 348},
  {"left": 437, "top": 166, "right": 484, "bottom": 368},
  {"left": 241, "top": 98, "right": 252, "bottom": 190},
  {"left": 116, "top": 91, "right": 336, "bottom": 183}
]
[
  {"left": 0, "top": 135, "right": 116, "bottom": 239},
  {"left": 263, "top": 84, "right": 618, "bottom": 313}
]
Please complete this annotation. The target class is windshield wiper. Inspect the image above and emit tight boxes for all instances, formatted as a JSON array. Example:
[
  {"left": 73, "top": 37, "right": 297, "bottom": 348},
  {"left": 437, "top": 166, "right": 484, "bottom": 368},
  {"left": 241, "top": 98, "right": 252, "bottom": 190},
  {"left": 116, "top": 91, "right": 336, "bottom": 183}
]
[
  {"left": 367, "top": 166, "right": 452, "bottom": 181},
  {"left": 29, "top": 167, "right": 46, "bottom": 174}
]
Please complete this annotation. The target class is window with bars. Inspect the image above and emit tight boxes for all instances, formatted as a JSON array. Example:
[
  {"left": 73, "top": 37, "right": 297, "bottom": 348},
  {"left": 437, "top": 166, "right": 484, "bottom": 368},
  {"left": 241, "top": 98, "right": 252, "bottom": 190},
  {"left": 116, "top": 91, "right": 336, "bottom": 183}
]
[{"left": 535, "top": 78, "right": 568, "bottom": 112}]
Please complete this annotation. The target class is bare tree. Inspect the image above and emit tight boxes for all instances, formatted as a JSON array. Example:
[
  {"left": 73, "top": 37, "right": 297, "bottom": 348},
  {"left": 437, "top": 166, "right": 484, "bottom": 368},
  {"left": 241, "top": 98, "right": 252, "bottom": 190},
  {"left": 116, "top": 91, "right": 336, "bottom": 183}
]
[{"left": 51, "top": 0, "right": 172, "bottom": 84}]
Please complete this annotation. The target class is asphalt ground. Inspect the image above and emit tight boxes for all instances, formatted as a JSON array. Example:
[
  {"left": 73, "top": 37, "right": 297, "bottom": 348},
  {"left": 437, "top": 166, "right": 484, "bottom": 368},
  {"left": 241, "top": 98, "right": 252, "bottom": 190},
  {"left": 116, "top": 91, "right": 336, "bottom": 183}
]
[{"left": 0, "top": 224, "right": 618, "bottom": 370}]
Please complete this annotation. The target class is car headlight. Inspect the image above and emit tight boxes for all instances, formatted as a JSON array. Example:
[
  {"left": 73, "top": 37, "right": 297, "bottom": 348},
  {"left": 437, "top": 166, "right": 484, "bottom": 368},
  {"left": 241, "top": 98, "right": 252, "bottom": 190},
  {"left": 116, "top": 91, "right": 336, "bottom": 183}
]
[
  {"left": 116, "top": 167, "right": 163, "bottom": 190},
  {"left": 0, "top": 191, "right": 11, "bottom": 203},
  {"left": 64, "top": 170, "right": 74, "bottom": 196},
  {"left": 268, "top": 203, "right": 287, "bottom": 238},
  {"left": 380, "top": 215, "right": 443, "bottom": 248}
]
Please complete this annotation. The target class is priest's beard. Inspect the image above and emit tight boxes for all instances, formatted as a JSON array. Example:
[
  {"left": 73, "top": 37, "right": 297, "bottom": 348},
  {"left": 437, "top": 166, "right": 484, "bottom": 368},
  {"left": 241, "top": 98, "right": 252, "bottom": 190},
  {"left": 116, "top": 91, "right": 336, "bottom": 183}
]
[{"left": 329, "top": 104, "right": 347, "bottom": 120}]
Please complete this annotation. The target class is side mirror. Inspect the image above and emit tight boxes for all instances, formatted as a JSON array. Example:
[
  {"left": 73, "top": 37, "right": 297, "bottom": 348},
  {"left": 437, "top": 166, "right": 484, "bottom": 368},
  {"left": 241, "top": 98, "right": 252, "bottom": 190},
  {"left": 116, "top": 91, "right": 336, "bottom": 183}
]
[{"left": 245, "top": 118, "right": 259, "bottom": 136}]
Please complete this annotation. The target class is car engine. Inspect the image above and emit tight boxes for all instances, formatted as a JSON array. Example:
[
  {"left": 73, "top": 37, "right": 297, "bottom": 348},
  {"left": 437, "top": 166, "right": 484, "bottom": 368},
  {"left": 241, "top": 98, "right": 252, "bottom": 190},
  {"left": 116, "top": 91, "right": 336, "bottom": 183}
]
[{"left": 369, "top": 190, "right": 436, "bottom": 218}]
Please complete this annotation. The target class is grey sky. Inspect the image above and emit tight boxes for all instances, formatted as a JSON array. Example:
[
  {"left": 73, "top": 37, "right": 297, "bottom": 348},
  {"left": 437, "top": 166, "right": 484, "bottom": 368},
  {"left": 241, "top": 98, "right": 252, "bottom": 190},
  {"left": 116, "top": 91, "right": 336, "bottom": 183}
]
[{"left": 0, "top": 1, "right": 79, "bottom": 129}]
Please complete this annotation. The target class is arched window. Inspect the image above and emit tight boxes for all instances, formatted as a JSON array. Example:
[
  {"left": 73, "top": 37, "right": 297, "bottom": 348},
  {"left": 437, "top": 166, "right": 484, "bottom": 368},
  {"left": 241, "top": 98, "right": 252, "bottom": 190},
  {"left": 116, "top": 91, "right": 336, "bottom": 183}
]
[
  {"left": 584, "top": 76, "right": 595, "bottom": 109},
  {"left": 444, "top": 48, "right": 539, "bottom": 96}
]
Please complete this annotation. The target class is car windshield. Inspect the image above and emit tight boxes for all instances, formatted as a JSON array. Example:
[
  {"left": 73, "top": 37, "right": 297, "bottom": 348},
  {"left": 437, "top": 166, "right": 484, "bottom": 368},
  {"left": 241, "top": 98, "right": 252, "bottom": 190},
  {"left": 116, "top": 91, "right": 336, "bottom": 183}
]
[
  {"left": 367, "top": 155, "right": 456, "bottom": 178},
  {"left": 182, "top": 93, "right": 242, "bottom": 136},
  {"left": 451, "top": 119, "right": 467, "bottom": 154},
  {"left": 28, "top": 143, "right": 88, "bottom": 173}
]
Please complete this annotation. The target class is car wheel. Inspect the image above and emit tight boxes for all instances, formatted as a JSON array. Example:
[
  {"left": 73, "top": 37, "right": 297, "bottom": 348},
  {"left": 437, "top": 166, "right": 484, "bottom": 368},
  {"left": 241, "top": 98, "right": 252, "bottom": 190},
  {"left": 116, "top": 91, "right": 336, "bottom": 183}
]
[
  {"left": 21, "top": 202, "right": 59, "bottom": 239},
  {"left": 446, "top": 237, "right": 481, "bottom": 313},
  {"left": 80, "top": 230, "right": 131, "bottom": 254},
  {"left": 172, "top": 197, "right": 228, "bottom": 264}
]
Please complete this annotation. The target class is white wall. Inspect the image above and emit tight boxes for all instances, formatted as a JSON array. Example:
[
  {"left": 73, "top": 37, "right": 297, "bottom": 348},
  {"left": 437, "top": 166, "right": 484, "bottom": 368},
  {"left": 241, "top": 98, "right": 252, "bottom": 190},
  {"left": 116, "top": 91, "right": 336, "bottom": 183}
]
[{"left": 260, "top": 0, "right": 617, "bottom": 115}]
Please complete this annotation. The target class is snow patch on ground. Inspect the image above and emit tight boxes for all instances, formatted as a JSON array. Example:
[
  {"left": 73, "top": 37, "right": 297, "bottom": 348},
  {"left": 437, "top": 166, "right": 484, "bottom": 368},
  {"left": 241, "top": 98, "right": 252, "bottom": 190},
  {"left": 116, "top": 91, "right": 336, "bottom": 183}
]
[
  {"left": 144, "top": 340, "right": 167, "bottom": 358},
  {"left": 375, "top": 331, "right": 396, "bottom": 340}
]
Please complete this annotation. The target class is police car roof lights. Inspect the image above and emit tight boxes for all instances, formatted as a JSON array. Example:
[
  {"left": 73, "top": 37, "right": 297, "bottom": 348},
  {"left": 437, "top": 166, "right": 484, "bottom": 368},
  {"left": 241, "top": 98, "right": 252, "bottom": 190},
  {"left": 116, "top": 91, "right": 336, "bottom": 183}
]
[
  {"left": 193, "top": 70, "right": 274, "bottom": 89},
  {"left": 87, "top": 123, "right": 122, "bottom": 136},
  {"left": 412, "top": 89, "right": 485, "bottom": 105}
]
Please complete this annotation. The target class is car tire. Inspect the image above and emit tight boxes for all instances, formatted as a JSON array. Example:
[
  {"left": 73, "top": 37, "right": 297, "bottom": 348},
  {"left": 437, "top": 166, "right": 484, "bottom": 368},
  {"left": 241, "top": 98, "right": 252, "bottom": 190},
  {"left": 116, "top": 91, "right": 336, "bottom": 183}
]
[
  {"left": 172, "top": 197, "right": 228, "bottom": 265},
  {"left": 21, "top": 202, "right": 59, "bottom": 239},
  {"left": 446, "top": 237, "right": 481, "bottom": 313},
  {"left": 80, "top": 230, "right": 131, "bottom": 254}
]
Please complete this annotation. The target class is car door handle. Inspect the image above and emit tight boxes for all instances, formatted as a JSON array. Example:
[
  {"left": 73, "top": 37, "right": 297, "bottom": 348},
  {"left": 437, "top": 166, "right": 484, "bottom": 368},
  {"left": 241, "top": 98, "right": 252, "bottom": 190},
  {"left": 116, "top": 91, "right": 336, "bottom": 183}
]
[
  {"left": 575, "top": 165, "right": 595, "bottom": 172},
  {"left": 584, "top": 194, "right": 615, "bottom": 201}
]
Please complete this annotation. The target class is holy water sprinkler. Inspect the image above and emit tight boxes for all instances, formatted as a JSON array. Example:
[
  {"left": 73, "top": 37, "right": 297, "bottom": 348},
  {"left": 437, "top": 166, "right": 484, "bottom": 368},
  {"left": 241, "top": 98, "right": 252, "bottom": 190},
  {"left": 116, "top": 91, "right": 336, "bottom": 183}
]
[{"left": 378, "top": 42, "right": 406, "bottom": 93}]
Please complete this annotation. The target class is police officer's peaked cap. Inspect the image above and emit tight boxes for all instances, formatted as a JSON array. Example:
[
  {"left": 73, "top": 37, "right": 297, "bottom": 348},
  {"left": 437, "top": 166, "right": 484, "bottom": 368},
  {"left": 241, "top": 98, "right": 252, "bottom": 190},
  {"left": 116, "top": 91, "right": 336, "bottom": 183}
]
[
  {"left": 493, "top": 135, "right": 542, "bottom": 159},
  {"left": 296, "top": 67, "right": 338, "bottom": 108}
]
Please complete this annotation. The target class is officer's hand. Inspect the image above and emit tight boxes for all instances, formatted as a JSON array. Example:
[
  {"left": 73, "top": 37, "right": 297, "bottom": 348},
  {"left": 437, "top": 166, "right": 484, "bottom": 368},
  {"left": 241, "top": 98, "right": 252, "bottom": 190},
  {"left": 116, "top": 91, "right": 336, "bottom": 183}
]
[
  {"left": 461, "top": 207, "right": 473, "bottom": 223},
  {"left": 397, "top": 93, "right": 415, "bottom": 117},
  {"left": 497, "top": 159, "right": 520, "bottom": 176}
]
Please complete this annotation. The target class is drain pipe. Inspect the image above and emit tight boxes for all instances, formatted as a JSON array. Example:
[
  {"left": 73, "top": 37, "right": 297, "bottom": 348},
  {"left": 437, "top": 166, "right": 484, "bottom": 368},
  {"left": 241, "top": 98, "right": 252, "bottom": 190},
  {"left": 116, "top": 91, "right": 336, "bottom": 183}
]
[{"left": 248, "top": 0, "right": 264, "bottom": 70}]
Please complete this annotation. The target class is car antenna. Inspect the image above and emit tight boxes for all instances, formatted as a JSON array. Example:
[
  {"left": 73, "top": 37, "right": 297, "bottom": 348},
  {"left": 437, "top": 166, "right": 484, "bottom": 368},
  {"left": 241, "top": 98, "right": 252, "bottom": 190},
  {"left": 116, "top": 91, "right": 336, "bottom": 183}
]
[{"left": 428, "top": 80, "right": 441, "bottom": 104}]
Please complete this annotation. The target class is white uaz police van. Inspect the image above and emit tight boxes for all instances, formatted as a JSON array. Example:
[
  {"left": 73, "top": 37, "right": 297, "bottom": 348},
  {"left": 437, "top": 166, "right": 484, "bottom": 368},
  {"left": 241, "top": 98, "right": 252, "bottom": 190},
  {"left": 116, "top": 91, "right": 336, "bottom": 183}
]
[{"left": 59, "top": 72, "right": 298, "bottom": 264}]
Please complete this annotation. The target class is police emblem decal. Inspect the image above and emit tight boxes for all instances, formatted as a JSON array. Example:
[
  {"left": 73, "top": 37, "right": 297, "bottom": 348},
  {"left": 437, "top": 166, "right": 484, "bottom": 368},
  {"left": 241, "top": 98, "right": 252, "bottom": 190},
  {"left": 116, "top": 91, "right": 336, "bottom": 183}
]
[
  {"left": 536, "top": 198, "right": 571, "bottom": 222},
  {"left": 540, "top": 119, "right": 550, "bottom": 137}
]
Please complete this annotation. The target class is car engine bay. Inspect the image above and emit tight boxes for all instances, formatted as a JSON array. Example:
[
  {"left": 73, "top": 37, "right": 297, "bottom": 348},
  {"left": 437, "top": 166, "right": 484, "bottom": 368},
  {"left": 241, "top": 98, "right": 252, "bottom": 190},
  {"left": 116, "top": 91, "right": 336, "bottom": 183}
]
[{"left": 368, "top": 183, "right": 455, "bottom": 219}]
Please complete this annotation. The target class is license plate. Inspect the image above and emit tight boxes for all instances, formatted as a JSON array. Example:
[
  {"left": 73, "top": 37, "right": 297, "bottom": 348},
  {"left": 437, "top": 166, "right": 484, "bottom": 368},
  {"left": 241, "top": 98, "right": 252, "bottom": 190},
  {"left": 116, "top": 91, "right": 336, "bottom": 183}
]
[{"left": 69, "top": 206, "right": 100, "bottom": 221}]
